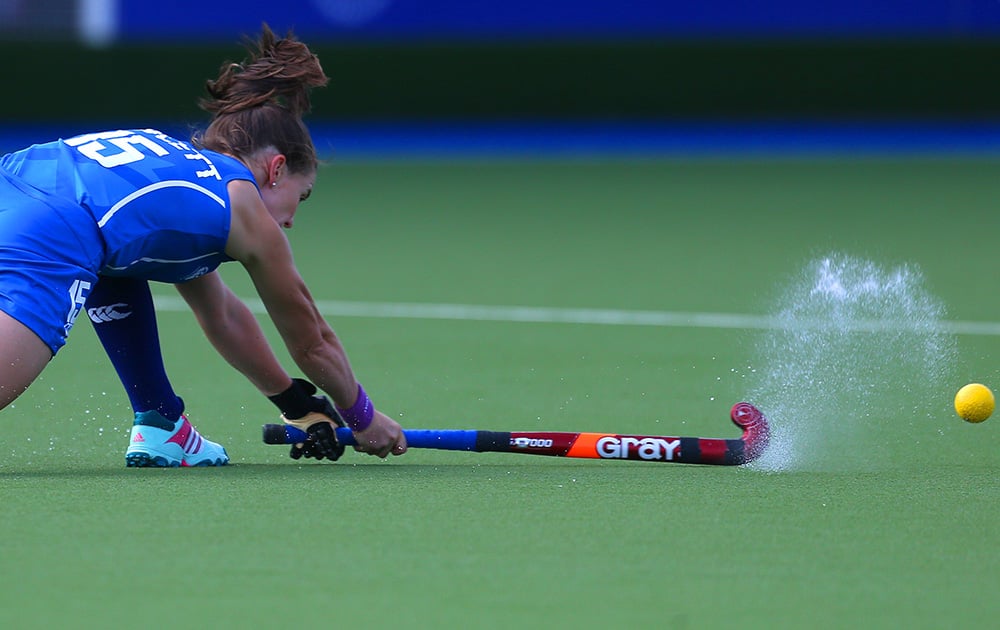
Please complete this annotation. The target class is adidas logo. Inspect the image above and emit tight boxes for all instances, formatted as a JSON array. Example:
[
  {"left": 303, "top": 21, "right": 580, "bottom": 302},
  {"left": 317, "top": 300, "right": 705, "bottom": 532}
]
[{"left": 132, "top": 432, "right": 145, "bottom": 443}]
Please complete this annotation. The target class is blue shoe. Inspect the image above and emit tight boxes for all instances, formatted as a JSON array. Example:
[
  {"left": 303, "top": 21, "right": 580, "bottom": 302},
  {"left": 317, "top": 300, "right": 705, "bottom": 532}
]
[{"left": 125, "top": 411, "right": 229, "bottom": 467}]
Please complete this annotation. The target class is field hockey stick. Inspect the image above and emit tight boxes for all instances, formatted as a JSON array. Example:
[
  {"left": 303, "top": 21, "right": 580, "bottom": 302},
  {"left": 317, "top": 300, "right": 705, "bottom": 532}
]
[{"left": 262, "top": 401, "right": 770, "bottom": 465}]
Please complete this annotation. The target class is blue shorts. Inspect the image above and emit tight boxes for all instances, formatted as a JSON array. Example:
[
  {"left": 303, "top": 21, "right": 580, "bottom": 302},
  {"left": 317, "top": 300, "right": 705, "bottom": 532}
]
[{"left": 0, "top": 170, "right": 104, "bottom": 354}]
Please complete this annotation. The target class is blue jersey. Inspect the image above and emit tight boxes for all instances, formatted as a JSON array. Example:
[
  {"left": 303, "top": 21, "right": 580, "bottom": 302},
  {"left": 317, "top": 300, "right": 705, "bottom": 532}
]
[
  {"left": 1, "top": 128, "right": 254, "bottom": 282},
  {"left": 0, "top": 128, "right": 256, "bottom": 353}
]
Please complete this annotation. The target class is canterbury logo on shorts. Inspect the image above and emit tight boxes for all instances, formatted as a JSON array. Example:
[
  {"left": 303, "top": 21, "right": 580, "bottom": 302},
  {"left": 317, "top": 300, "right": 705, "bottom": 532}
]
[{"left": 87, "top": 302, "right": 133, "bottom": 324}]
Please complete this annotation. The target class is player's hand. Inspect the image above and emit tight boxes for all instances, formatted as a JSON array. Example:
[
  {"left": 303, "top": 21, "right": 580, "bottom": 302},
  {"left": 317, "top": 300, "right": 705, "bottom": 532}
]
[
  {"left": 281, "top": 382, "right": 346, "bottom": 462},
  {"left": 351, "top": 410, "right": 407, "bottom": 458}
]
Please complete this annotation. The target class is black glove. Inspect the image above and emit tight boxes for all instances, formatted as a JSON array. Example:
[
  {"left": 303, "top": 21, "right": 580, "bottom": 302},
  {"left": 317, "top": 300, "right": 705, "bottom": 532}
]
[{"left": 268, "top": 379, "right": 346, "bottom": 462}]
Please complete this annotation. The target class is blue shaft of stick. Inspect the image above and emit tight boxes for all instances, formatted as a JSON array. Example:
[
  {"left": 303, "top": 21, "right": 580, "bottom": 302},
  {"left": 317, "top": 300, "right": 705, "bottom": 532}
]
[
  {"left": 336, "top": 427, "right": 482, "bottom": 450},
  {"left": 279, "top": 424, "right": 481, "bottom": 451}
]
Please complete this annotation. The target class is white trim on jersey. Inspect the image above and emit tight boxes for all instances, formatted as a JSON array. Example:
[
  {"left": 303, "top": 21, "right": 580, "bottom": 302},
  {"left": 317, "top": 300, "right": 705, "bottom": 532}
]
[
  {"left": 102, "top": 251, "right": 221, "bottom": 272},
  {"left": 96, "top": 180, "right": 227, "bottom": 228}
]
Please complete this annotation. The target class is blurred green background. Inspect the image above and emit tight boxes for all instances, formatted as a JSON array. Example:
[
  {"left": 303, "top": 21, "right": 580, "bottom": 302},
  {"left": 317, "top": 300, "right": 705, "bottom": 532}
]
[
  {"left": 4, "top": 2, "right": 1000, "bottom": 124},
  {"left": 6, "top": 39, "right": 1000, "bottom": 123}
]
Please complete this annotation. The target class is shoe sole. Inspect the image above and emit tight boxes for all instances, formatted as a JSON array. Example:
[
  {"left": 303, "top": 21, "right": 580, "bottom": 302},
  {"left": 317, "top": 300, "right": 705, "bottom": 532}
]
[{"left": 125, "top": 452, "right": 229, "bottom": 467}]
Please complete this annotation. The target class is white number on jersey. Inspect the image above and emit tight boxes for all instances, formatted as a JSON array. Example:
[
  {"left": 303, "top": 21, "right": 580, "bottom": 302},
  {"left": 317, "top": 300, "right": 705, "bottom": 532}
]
[
  {"left": 66, "top": 130, "right": 169, "bottom": 168},
  {"left": 65, "top": 130, "right": 221, "bottom": 180}
]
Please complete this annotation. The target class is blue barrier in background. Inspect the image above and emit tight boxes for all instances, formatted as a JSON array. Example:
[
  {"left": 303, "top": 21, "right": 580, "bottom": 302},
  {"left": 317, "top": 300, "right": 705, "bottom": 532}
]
[
  {"left": 4, "top": 121, "right": 1000, "bottom": 158},
  {"left": 119, "top": 0, "right": 1000, "bottom": 40}
]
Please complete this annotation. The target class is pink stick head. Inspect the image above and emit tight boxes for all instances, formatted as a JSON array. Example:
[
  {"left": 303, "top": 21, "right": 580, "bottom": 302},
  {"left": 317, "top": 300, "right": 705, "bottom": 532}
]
[{"left": 730, "top": 402, "right": 771, "bottom": 463}]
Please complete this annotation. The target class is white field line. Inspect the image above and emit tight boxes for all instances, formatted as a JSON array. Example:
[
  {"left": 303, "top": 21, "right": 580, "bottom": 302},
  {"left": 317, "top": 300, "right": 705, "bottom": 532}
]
[{"left": 151, "top": 294, "right": 1000, "bottom": 336}]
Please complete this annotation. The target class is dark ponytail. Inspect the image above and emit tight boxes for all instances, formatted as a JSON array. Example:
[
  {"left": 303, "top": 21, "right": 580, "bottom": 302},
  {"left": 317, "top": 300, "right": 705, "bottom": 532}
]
[{"left": 194, "top": 24, "right": 329, "bottom": 174}]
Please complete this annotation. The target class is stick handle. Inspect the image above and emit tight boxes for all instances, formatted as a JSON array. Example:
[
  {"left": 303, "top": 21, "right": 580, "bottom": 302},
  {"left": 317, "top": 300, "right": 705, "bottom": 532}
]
[{"left": 263, "top": 424, "right": 483, "bottom": 450}]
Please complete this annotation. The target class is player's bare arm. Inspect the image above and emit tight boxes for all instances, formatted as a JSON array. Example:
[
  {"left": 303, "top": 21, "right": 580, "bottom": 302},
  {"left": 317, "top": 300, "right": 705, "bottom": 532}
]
[
  {"left": 227, "top": 179, "right": 406, "bottom": 456},
  {"left": 175, "top": 270, "right": 291, "bottom": 396},
  {"left": 225, "top": 179, "right": 357, "bottom": 407}
]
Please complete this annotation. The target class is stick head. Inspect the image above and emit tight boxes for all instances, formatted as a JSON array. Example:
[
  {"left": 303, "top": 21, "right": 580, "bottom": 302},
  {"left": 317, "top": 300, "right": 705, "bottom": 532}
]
[{"left": 730, "top": 402, "right": 771, "bottom": 463}]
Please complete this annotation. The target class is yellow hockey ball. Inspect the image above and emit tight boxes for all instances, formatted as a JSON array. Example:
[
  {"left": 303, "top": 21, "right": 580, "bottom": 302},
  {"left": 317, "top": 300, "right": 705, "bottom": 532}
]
[{"left": 954, "top": 383, "right": 994, "bottom": 423}]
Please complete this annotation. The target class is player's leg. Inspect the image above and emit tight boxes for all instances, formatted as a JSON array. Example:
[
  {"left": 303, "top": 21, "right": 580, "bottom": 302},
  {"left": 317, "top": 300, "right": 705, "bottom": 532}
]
[
  {"left": 86, "top": 276, "right": 229, "bottom": 467},
  {"left": 86, "top": 276, "right": 185, "bottom": 420},
  {"left": 0, "top": 310, "right": 52, "bottom": 410}
]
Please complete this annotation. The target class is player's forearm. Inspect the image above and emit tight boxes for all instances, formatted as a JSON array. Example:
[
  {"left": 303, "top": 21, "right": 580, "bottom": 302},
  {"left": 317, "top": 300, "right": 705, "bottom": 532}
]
[
  {"left": 285, "top": 326, "right": 358, "bottom": 408},
  {"left": 239, "top": 258, "right": 360, "bottom": 407},
  {"left": 201, "top": 298, "right": 291, "bottom": 396}
]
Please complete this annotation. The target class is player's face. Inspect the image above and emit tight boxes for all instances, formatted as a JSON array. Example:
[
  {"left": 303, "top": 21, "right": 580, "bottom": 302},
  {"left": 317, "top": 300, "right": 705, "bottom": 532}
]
[{"left": 261, "top": 171, "right": 316, "bottom": 229}]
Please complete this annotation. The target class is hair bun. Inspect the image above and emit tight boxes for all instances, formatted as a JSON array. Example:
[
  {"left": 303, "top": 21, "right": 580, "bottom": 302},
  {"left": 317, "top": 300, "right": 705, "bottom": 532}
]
[{"left": 201, "top": 23, "right": 328, "bottom": 117}]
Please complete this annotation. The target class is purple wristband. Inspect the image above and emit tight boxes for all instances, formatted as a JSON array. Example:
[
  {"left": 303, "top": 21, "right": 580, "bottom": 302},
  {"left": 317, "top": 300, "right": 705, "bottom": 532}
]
[{"left": 337, "top": 383, "right": 374, "bottom": 432}]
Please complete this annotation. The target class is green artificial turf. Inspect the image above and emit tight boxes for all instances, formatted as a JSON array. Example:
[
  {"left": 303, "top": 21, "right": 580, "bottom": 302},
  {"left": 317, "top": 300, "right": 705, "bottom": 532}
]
[{"left": 1, "top": 156, "right": 997, "bottom": 628}]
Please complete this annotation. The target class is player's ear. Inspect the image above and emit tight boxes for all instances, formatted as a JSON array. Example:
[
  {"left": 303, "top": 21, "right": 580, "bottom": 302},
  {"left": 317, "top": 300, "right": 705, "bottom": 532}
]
[{"left": 267, "top": 154, "right": 287, "bottom": 186}]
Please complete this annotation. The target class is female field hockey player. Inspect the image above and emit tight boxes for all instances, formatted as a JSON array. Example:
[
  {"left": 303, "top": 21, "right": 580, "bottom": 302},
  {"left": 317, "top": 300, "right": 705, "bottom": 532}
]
[{"left": 0, "top": 26, "right": 406, "bottom": 465}]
